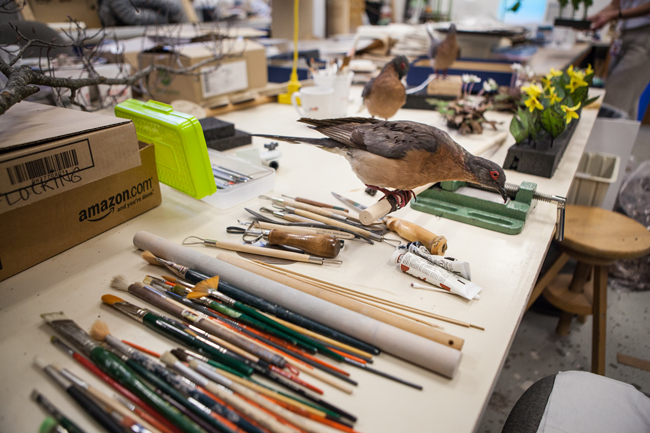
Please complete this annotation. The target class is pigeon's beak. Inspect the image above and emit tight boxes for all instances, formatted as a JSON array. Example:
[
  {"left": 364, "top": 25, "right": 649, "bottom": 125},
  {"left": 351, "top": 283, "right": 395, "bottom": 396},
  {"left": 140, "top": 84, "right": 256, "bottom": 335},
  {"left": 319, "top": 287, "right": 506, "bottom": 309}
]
[{"left": 499, "top": 186, "right": 509, "bottom": 203}]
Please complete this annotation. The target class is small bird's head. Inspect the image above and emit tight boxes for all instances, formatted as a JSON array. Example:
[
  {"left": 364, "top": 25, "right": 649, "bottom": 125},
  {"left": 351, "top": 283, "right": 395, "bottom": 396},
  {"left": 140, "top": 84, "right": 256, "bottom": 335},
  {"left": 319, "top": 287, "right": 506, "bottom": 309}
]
[
  {"left": 388, "top": 55, "right": 410, "bottom": 79},
  {"left": 448, "top": 24, "right": 457, "bottom": 34},
  {"left": 469, "top": 157, "right": 508, "bottom": 202}
]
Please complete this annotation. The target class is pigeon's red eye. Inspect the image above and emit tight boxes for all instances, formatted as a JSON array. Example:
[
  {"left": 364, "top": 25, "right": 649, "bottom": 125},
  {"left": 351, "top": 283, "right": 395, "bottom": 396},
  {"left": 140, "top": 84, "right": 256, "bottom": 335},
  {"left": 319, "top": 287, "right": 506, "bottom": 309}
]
[
  {"left": 400, "top": 62, "right": 406, "bottom": 70},
  {"left": 490, "top": 170, "right": 499, "bottom": 181}
]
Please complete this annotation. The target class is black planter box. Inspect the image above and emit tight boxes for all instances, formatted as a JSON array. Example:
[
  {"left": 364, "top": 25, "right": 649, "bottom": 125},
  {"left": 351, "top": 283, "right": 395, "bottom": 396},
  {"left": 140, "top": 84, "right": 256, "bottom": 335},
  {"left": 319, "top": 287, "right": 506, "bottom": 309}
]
[
  {"left": 403, "top": 91, "right": 456, "bottom": 110},
  {"left": 554, "top": 18, "right": 591, "bottom": 30},
  {"left": 503, "top": 118, "right": 579, "bottom": 178}
]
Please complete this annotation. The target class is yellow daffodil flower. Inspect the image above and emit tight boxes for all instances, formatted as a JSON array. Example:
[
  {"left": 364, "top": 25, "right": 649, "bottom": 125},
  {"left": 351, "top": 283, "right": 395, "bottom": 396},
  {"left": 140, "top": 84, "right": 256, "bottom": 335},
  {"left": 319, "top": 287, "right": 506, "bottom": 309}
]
[
  {"left": 548, "top": 87, "right": 561, "bottom": 105},
  {"left": 541, "top": 77, "right": 552, "bottom": 90},
  {"left": 565, "top": 76, "right": 588, "bottom": 93},
  {"left": 548, "top": 67, "right": 563, "bottom": 77},
  {"left": 561, "top": 102, "right": 581, "bottom": 124},
  {"left": 525, "top": 95, "right": 544, "bottom": 112},
  {"left": 522, "top": 83, "right": 543, "bottom": 98},
  {"left": 567, "top": 65, "right": 585, "bottom": 80},
  {"left": 585, "top": 64, "right": 594, "bottom": 75}
]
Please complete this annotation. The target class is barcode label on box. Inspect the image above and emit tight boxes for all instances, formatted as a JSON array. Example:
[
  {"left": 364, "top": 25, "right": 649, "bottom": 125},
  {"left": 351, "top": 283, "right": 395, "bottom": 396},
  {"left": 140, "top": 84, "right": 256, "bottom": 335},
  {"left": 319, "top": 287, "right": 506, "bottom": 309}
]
[
  {"left": 200, "top": 60, "right": 248, "bottom": 98},
  {"left": 0, "top": 140, "right": 94, "bottom": 194}
]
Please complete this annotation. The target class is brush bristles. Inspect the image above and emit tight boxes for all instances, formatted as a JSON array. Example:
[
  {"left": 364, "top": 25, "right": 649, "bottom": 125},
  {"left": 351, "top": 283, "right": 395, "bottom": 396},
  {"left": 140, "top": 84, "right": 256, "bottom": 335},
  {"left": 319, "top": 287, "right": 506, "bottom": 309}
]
[
  {"left": 143, "top": 276, "right": 155, "bottom": 286},
  {"left": 101, "top": 294, "right": 125, "bottom": 305},
  {"left": 194, "top": 276, "right": 219, "bottom": 292},
  {"left": 34, "top": 356, "right": 49, "bottom": 370},
  {"left": 171, "top": 348, "right": 189, "bottom": 362},
  {"left": 160, "top": 351, "right": 178, "bottom": 367},
  {"left": 89, "top": 320, "right": 111, "bottom": 341},
  {"left": 41, "top": 312, "right": 68, "bottom": 322},
  {"left": 185, "top": 291, "right": 206, "bottom": 300},
  {"left": 141, "top": 250, "right": 162, "bottom": 266},
  {"left": 110, "top": 275, "right": 130, "bottom": 292},
  {"left": 171, "top": 285, "right": 188, "bottom": 296}
]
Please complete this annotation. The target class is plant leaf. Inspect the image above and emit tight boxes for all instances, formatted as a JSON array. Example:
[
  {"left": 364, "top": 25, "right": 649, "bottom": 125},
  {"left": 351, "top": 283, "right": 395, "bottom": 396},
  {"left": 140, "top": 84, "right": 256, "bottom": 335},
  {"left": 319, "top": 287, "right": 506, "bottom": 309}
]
[
  {"left": 571, "top": 86, "right": 588, "bottom": 104},
  {"left": 582, "top": 95, "right": 599, "bottom": 107},
  {"left": 540, "top": 108, "right": 566, "bottom": 138},
  {"left": 510, "top": 115, "right": 528, "bottom": 143}
]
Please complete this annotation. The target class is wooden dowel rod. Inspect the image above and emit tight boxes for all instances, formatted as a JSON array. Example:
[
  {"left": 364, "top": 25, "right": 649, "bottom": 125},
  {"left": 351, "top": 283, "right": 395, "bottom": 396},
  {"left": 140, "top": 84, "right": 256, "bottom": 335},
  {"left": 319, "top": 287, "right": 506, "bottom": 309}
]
[{"left": 359, "top": 183, "right": 434, "bottom": 225}]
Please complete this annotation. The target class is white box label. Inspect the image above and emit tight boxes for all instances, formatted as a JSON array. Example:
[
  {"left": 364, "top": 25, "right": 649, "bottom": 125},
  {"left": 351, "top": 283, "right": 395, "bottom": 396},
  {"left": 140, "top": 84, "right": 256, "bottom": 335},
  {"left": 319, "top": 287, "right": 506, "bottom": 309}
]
[{"left": 200, "top": 60, "right": 248, "bottom": 98}]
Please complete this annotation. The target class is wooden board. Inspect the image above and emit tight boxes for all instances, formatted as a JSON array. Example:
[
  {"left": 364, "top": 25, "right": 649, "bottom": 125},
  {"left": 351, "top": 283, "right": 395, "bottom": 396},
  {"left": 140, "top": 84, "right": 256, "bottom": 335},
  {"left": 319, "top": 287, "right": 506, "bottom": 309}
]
[{"left": 617, "top": 353, "right": 650, "bottom": 372}]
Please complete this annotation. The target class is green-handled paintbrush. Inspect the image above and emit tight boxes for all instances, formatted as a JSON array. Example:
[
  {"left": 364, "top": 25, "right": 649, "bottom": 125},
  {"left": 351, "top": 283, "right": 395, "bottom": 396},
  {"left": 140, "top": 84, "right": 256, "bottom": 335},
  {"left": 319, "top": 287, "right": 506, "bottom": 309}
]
[{"left": 40, "top": 312, "right": 206, "bottom": 433}]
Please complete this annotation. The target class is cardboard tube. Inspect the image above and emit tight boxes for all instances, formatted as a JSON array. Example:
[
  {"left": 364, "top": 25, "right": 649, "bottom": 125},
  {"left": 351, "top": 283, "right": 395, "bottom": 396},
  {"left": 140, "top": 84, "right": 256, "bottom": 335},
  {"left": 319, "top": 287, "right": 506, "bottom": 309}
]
[{"left": 134, "top": 231, "right": 462, "bottom": 378}]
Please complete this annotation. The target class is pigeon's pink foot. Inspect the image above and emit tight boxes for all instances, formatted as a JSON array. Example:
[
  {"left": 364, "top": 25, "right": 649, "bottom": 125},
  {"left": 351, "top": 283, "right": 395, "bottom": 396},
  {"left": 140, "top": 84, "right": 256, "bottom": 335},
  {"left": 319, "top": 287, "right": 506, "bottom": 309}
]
[{"left": 365, "top": 185, "right": 416, "bottom": 210}]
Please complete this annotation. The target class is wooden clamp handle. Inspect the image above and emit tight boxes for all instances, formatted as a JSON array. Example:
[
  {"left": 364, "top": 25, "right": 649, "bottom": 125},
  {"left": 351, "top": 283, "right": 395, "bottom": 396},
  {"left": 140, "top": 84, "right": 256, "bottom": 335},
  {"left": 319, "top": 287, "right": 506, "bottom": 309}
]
[
  {"left": 268, "top": 230, "right": 341, "bottom": 258},
  {"left": 385, "top": 217, "right": 448, "bottom": 255},
  {"left": 359, "top": 183, "right": 435, "bottom": 225}
]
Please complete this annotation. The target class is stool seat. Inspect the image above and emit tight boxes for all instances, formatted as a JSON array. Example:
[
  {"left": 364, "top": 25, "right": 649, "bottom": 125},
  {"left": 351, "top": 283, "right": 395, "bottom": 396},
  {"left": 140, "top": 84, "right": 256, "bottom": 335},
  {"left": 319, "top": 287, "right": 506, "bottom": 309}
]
[{"left": 563, "top": 205, "right": 650, "bottom": 261}]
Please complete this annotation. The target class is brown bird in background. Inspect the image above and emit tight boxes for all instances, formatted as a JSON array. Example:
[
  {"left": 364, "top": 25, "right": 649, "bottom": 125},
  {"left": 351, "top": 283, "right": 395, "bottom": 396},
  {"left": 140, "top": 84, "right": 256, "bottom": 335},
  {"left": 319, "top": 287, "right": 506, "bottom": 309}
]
[
  {"left": 255, "top": 117, "right": 507, "bottom": 209},
  {"left": 361, "top": 55, "right": 410, "bottom": 120},
  {"left": 426, "top": 24, "right": 460, "bottom": 78}
]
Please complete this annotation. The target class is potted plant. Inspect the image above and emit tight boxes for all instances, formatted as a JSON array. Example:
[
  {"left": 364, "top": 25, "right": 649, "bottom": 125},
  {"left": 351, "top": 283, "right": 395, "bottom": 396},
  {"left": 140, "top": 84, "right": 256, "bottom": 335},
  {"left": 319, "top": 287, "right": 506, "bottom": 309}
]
[
  {"left": 503, "top": 64, "right": 598, "bottom": 178},
  {"left": 555, "top": 0, "right": 593, "bottom": 29}
]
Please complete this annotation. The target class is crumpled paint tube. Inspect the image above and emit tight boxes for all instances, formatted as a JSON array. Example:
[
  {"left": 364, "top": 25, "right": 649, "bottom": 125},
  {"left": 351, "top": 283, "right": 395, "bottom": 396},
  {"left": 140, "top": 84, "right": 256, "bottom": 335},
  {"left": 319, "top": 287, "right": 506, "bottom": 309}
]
[
  {"left": 402, "top": 242, "right": 471, "bottom": 280},
  {"left": 391, "top": 250, "right": 482, "bottom": 301}
]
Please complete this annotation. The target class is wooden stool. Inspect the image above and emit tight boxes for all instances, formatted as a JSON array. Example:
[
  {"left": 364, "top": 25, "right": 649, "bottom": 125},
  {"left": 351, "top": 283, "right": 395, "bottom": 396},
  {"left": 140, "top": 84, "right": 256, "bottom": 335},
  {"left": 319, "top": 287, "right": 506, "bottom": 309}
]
[{"left": 528, "top": 205, "right": 650, "bottom": 376}]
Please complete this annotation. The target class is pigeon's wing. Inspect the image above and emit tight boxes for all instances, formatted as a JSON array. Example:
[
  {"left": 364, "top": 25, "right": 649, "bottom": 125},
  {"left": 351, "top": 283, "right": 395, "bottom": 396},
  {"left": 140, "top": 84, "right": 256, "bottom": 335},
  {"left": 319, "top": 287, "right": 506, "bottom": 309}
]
[
  {"left": 298, "top": 117, "right": 383, "bottom": 148},
  {"left": 361, "top": 78, "right": 375, "bottom": 100},
  {"left": 429, "top": 41, "right": 440, "bottom": 60},
  {"left": 349, "top": 121, "right": 454, "bottom": 159}
]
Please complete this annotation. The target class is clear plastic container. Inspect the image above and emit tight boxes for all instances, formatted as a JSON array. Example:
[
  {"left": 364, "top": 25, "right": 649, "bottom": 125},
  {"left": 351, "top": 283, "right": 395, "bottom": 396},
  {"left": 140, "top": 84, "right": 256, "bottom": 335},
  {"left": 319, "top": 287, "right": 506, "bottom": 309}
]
[{"left": 201, "top": 150, "right": 275, "bottom": 210}]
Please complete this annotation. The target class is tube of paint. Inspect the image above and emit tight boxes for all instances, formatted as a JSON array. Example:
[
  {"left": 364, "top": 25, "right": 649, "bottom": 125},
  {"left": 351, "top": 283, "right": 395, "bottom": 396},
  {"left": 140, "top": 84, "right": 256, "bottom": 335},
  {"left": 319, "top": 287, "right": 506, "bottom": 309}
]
[
  {"left": 402, "top": 242, "right": 471, "bottom": 280},
  {"left": 391, "top": 250, "right": 482, "bottom": 301}
]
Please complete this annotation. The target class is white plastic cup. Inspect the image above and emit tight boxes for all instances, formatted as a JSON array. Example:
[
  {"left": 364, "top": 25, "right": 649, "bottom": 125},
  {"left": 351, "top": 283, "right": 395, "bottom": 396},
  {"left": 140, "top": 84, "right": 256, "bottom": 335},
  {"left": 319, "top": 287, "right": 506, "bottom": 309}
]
[
  {"left": 291, "top": 86, "right": 335, "bottom": 119},
  {"left": 312, "top": 71, "right": 354, "bottom": 117}
]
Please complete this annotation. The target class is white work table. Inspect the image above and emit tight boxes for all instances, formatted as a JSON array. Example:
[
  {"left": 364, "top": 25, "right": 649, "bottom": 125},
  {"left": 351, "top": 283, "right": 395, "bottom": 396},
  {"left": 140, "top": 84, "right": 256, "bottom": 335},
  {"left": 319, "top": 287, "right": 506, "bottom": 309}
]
[{"left": 0, "top": 88, "right": 600, "bottom": 433}]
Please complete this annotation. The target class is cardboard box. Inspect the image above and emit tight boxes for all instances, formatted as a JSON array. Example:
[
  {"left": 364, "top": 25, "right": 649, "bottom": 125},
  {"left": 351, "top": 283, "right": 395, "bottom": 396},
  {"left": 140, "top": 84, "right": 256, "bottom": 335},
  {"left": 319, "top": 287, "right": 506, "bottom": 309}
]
[
  {"left": 0, "top": 102, "right": 142, "bottom": 214},
  {"left": 139, "top": 39, "right": 268, "bottom": 107},
  {"left": 0, "top": 141, "right": 161, "bottom": 282},
  {"left": 27, "top": 0, "right": 101, "bottom": 28}
]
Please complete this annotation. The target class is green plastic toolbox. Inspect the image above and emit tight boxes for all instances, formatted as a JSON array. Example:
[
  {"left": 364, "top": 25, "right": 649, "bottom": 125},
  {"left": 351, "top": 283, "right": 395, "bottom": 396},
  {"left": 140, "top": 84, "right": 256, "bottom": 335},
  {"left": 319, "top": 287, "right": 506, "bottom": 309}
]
[{"left": 115, "top": 99, "right": 216, "bottom": 199}]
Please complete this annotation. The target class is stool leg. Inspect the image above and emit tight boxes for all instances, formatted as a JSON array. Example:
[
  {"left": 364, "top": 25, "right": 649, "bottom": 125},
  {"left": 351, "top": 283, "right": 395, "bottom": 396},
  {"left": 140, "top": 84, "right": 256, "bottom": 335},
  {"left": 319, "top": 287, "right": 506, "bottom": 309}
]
[
  {"left": 569, "top": 262, "right": 592, "bottom": 293},
  {"left": 592, "top": 266, "right": 608, "bottom": 375},
  {"left": 527, "top": 253, "right": 570, "bottom": 310},
  {"left": 556, "top": 312, "right": 574, "bottom": 336}
]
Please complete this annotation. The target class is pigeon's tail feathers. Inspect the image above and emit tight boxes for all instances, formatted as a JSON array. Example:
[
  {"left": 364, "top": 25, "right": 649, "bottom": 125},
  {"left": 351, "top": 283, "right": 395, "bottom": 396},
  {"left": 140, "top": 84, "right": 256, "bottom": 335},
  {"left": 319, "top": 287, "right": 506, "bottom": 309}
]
[
  {"left": 298, "top": 117, "right": 381, "bottom": 129},
  {"left": 252, "top": 134, "right": 343, "bottom": 149}
]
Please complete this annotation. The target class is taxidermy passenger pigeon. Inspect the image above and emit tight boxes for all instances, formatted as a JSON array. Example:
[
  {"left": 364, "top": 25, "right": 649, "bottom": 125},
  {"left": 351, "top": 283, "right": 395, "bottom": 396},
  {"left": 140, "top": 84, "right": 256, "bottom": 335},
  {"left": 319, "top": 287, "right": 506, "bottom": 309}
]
[
  {"left": 255, "top": 117, "right": 507, "bottom": 209},
  {"left": 426, "top": 24, "right": 460, "bottom": 78},
  {"left": 361, "top": 55, "right": 410, "bottom": 120}
]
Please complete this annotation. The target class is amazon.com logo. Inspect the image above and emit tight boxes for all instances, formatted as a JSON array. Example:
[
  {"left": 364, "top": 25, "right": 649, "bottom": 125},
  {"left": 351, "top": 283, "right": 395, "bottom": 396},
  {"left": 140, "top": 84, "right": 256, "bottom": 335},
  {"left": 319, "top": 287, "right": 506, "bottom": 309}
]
[{"left": 78, "top": 178, "right": 155, "bottom": 222}]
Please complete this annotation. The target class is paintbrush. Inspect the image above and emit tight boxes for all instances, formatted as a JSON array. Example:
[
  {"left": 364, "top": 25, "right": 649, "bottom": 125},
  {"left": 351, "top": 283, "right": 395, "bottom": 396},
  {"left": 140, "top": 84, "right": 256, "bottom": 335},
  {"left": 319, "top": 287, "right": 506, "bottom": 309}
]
[
  {"left": 41, "top": 312, "right": 206, "bottom": 433},
  {"left": 90, "top": 321, "right": 263, "bottom": 433},
  {"left": 32, "top": 390, "right": 87, "bottom": 433},
  {"left": 161, "top": 290, "right": 358, "bottom": 392},
  {"left": 141, "top": 252, "right": 379, "bottom": 355},
  {"left": 160, "top": 352, "right": 308, "bottom": 433},
  {"left": 100, "top": 293, "right": 253, "bottom": 376},
  {"left": 56, "top": 368, "right": 158, "bottom": 433},
  {"left": 114, "top": 395, "right": 179, "bottom": 433},
  {"left": 118, "top": 275, "right": 287, "bottom": 369},
  {"left": 50, "top": 336, "right": 181, "bottom": 433},
  {"left": 182, "top": 355, "right": 351, "bottom": 433},
  {"left": 185, "top": 277, "right": 344, "bottom": 359},
  {"left": 33, "top": 357, "right": 126, "bottom": 433}
]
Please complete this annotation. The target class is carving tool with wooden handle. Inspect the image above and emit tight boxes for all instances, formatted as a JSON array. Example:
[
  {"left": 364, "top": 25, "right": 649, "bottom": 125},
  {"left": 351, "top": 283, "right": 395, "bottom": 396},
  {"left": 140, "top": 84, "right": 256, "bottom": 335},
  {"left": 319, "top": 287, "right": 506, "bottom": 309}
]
[
  {"left": 264, "top": 207, "right": 401, "bottom": 246},
  {"left": 227, "top": 223, "right": 343, "bottom": 258},
  {"left": 260, "top": 195, "right": 362, "bottom": 223},
  {"left": 183, "top": 236, "right": 343, "bottom": 265},
  {"left": 237, "top": 220, "right": 357, "bottom": 240},
  {"left": 282, "top": 194, "right": 349, "bottom": 212},
  {"left": 332, "top": 191, "right": 447, "bottom": 255}
]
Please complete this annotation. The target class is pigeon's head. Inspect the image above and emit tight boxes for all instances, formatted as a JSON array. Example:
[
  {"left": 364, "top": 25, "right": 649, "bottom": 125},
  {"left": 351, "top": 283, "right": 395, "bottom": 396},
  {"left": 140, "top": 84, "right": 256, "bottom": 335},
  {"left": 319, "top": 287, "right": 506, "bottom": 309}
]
[
  {"left": 469, "top": 157, "right": 508, "bottom": 202},
  {"left": 389, "top": 55, "right": 410, "bottom": 79},
  {"left": 448, "top": 24, "right": 458, "bottom": 34}
]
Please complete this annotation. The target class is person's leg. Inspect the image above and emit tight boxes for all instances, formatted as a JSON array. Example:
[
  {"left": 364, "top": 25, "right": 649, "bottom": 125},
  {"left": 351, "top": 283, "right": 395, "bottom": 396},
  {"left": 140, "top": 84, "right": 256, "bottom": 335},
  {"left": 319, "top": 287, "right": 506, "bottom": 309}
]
[{"left": 603, "top": 27, "right": 650, "bottom": 119}]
